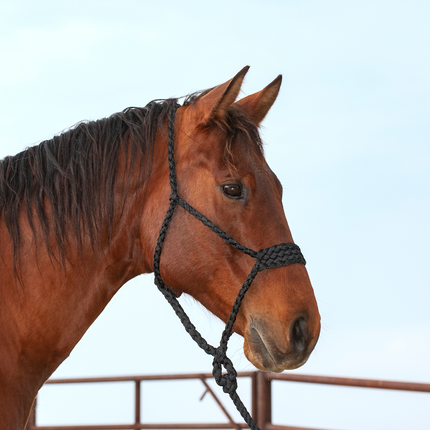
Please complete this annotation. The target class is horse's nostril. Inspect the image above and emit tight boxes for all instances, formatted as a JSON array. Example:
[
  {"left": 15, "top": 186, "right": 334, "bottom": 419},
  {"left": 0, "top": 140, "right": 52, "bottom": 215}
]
[{"left": 291, "top": 317, "right": 308, "bottom": 352}]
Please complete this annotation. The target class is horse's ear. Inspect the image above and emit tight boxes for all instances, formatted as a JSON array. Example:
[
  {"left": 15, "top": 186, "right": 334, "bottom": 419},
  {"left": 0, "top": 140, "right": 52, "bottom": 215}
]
[
  {"left": 196, "top": 66, "right": 250, "bottom": 124},
  {"left": 235, "top": 75, "right": 282, "bottom": 125}
]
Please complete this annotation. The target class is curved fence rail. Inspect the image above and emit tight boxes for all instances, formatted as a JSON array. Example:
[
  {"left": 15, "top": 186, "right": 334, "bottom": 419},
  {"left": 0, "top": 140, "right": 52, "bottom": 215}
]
[{"left": 26, "top": 371, "right": 430, "bottom": 430}]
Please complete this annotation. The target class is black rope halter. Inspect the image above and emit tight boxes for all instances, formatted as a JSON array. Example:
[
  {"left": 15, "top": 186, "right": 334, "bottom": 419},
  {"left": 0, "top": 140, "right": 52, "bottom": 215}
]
[{"left": 153, "top": 104, "right": 306, "bottom": 430}]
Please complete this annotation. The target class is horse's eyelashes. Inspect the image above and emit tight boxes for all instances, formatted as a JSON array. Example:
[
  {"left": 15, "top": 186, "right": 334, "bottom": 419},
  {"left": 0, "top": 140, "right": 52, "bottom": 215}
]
[{"left": 222, "top": 183, "right": 243, "bottom": 198}]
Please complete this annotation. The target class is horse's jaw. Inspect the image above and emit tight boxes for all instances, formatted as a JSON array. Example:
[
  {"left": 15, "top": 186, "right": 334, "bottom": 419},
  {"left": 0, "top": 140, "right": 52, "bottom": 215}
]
[{"left": 242, "top": 316, "right": 320, "bottom": 372}]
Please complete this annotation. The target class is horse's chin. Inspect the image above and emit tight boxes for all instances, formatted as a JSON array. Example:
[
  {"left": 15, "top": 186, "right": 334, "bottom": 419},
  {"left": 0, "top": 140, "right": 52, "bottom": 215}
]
[{"left": 243, "top": 325, "right": 310, "bottom": 373}]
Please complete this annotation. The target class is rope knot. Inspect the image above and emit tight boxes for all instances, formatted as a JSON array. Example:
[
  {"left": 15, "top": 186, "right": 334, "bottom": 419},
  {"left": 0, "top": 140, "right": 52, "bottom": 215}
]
[{"left": 212, "top": 347, "right": 238, "bottom": 394}]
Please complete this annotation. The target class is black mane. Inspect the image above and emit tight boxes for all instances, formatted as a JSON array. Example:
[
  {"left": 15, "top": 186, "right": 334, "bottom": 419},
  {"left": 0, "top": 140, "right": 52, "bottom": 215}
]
[{"left": 0, "top": 98, "right": 178, "bottom": 271}]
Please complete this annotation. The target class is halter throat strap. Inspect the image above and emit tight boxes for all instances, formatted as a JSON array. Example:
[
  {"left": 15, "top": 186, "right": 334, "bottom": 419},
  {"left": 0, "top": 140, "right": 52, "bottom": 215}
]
[{"left": 153, "top": 103, "right": 306, "bottom": 430}]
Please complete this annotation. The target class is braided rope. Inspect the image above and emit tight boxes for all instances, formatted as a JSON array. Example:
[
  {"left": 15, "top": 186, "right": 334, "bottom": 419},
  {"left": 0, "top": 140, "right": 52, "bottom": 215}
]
[
  {"left": 153, "top": 104, "right": 306, "bottom": 430},
  {"left": 178, "top": 197, "right": 257, "bottom": 258}
]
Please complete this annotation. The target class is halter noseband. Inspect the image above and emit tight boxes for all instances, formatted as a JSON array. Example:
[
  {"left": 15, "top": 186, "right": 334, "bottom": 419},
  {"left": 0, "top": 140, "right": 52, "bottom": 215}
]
[{"left": 153, "top": 104, "right": 306, "bottom": 430}]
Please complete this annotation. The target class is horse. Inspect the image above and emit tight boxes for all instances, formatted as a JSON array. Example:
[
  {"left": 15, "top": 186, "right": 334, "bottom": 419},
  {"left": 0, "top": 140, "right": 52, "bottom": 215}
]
[{"left": 0, "top": 66, "right": 320, "bottom": 430}]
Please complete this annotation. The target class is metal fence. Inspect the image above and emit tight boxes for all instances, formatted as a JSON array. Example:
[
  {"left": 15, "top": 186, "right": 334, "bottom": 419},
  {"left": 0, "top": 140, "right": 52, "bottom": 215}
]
[{"left": 26, "top": 371, "right": 430, "bottom": 430}]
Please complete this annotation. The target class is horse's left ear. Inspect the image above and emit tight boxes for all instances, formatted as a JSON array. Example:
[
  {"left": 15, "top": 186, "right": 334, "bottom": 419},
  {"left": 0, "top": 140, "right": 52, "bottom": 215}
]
[{"left": 235, "top": 75, "right": 282, "bottom": 125}]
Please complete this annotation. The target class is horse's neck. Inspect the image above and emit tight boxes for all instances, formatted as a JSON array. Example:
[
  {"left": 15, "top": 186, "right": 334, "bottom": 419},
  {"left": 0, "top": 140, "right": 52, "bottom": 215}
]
[
  {"left": 0, "top": 190, "right": 146, "bottom": 429},
  {"left": 0, "top": 127, "right": 171, "bottom": 429}
]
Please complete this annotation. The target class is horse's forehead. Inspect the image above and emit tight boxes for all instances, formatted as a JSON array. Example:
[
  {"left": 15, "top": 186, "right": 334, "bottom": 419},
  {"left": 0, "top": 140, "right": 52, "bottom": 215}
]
[{"left": 176, "top": 103, "right": 273, "bottom": 178}]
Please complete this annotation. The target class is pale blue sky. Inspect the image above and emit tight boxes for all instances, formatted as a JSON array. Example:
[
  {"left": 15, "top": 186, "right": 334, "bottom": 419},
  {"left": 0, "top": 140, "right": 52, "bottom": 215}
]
[{"left": 1, "top": 1, "right": 429, "bottom": 429}]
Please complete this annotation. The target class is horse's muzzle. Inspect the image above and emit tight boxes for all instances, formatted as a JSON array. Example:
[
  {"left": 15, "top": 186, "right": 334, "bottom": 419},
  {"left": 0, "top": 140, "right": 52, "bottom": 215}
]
[{"left": 244, "top": 316, "right": 319, "bottom": 372}]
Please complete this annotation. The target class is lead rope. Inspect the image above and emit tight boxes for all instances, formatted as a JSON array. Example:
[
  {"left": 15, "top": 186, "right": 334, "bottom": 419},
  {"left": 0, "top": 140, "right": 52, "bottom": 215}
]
[{"left": 153, "top": 104, "right": 306, "bottom": 430}]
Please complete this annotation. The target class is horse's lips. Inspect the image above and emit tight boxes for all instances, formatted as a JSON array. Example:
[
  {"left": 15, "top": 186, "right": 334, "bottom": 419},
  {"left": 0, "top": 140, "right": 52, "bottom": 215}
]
[
  {"left": 244, "top": 324, "right": 310, "bottom": 372},
  {"left": 247, "top": 326, "right": 280, "bottom": 371}
]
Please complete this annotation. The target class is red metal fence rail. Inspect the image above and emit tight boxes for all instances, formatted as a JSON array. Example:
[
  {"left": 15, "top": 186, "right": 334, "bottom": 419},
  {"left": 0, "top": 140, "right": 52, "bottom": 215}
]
[{"left": 26, "top": 371, "right": 430, "bottom": 430}]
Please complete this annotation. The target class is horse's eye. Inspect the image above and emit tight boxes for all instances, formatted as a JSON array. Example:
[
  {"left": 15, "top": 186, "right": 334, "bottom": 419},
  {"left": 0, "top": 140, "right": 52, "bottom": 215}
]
[{"left": 223, "top": 184, "right": 242, "bottom": 198}]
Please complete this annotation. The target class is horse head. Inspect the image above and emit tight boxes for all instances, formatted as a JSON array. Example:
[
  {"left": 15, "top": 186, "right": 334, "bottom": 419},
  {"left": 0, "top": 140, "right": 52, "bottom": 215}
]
[{"left": 141, "top": 67, "right": 320, "bottom": 372}]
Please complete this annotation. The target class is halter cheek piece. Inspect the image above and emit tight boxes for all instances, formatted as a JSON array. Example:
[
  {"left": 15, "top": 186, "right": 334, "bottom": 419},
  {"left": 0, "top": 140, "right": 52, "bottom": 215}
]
[{"left": 153, "top": 104, "right": 306, "bottom": 430}]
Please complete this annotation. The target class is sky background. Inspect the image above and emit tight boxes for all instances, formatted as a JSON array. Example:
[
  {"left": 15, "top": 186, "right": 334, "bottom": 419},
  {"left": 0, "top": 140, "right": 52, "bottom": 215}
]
[{"left": 1, "top": 1, "right": 429, "bottom": 429}]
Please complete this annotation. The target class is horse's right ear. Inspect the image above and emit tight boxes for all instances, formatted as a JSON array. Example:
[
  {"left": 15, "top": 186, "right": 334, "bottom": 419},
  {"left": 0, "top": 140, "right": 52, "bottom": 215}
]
[
  {"left": 194, "top": 66, "right": 250, "bottom": 125},
  {"left": 235, "top": 74, "right": 282, "bottom": 125}
]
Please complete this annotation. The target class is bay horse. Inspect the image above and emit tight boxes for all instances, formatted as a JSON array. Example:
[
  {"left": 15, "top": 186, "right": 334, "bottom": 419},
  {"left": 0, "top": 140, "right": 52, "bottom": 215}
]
[{"left": 0, "top": 66, "right": 320, "bottom": 430}]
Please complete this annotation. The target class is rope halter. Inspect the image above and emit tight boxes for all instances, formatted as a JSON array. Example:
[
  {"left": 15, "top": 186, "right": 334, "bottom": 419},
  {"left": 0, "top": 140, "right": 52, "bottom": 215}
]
[{"left": 153, "top": 104, "right": 306, "bottom": 430}]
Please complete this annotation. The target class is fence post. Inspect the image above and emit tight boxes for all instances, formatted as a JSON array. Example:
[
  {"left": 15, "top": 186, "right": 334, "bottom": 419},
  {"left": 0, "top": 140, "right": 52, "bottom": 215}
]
[
  {"left": 24, "top": 398, "right": 36, "bottom": 430},
  {"left": 135, "top": 380, "right": 141, "bottom": 425},
  {"left": 251, "top": 371, "right": 271, "bottom": 430}
]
